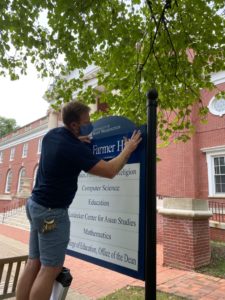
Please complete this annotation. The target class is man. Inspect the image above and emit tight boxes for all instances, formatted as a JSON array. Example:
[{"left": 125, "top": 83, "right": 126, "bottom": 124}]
[{"left": 16, "top": 101, "right": 142, "bottom": 300}]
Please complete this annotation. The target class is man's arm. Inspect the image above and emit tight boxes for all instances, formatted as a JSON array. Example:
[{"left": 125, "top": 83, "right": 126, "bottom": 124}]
[{"left": 88, "top": 130, "right": 142, "bottom": 179}]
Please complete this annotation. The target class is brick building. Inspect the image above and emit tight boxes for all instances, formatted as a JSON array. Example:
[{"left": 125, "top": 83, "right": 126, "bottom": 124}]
[
  {"left": 157, "top": 71, "right": 225, "bottom": 252},
  {"left": 157, "top": 71, "right": 225, "bottom": 201},
  {"left": 0, "top": 110, "right": 61, "bottom": 211}
]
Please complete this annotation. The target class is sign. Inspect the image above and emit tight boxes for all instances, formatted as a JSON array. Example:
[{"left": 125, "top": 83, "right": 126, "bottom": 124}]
[{"left": 67, "top": 116, "right": 146, "bottom": 279}]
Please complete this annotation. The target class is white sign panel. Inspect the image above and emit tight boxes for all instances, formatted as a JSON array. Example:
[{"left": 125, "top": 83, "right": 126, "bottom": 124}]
[{"left": 68, "top": 163, "right": 140, "bottom": 271}]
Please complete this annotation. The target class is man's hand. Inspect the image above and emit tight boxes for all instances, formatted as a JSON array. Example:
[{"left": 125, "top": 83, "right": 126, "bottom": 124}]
[
  {"left": 123, "top": 130, "right": 142, "bottom": 155},
  {"left": 78, "top": 135, "right": 92, "bottom": 143}
]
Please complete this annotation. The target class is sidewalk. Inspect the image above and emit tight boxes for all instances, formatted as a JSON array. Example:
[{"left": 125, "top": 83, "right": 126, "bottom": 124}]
[{"left": 1, "top": 223, "right": 225, "bottom": 299}]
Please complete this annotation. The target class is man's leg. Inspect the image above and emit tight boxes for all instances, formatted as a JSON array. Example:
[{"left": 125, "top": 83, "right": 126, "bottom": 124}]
[
  {"left": 25, "top": 201, "right": 70, "bottom": 300},
  {"left": 16, "top": 258, "right": 41, "bottom": 300},
  {"left": 29, "top": 265, "right": 62, "bottom": 300},
  {"left": 16, "top": 198, "right": 41, "bottom": 300},
  {"left": 29, "top": 204, "right": 69, "bottom": 300}
]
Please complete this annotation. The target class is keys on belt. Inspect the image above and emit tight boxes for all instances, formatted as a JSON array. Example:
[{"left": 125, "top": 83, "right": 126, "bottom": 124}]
[{"left": 41, "top": 219, "right": 56, "bottom": 233}]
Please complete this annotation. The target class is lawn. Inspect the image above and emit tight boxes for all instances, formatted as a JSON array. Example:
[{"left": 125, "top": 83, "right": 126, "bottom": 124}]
[
  {"left": 197, "top": 241, "right": 225, "bottom": 278},
  {"left": 99, "top": 286, "right": 188, "bottom": 300}
]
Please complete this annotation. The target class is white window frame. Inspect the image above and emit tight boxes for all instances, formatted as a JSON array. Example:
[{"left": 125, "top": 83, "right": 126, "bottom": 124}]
[
  {"left": 22, "top": 143, "right": 28, "bottom": 158},
  {"left": 0, "top": 151, "right": 3, "bottom": 163},
  {"left": 17, "top": 167, "right": 26, "bottom": 193},
  {"left": 37, "top": 138, "right": 43, "bottom": 154},
  {"left": 5, "top": 170, "right": 12, "bottom": 193},
  {"left": 208, "top": 96, "right": 225, "bottom": 117},
  {"left": 202, "top": 145, "right": 225, "bottom": 197},
  {"left": 10, "top": 147, "right": 15, "bottom": 161}
]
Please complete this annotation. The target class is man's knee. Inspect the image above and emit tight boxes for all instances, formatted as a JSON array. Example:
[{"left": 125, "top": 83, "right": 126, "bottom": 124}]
[
  {"left": 25, "top": 258, "right": 41, "bottom": 273},
  {"left": 29, "top": 265, "right": 63, "bottom": 299},
  {"left": 38, "top": 265, "right": 62, "bottom": 280}
]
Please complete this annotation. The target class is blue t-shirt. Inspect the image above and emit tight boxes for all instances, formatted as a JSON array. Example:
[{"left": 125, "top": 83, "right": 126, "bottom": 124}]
[{"left": 32, "top": 127, "right": 100, "bottom": 208}]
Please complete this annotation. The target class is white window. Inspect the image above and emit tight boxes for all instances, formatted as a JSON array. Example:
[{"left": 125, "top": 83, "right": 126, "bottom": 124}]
[
  {"left": 208, "top": 97, "right": 225, "bottom": 117},
  {"left": 5, "top": 170, "right": 12, "bottom": 193},
  {"left": 22, "top": 143, "right": 28, "bottom": 158},
  {"left": 33, "top": 165, "right": 39, "bottom": 187},
  {"left": 17, "top": 168, "right": 26, "bottom": 193},
  {"left": 0, "top": 151, "right": 3, "bottom": 163},
  {"left": 10, "top": 147, "right": 15, "bottom": 161},
  {"left": 213, "top": 157, "right": 225, "bottom": 193},
  {"left": 202, "top": 146, "right": 225, "bottom": 197},
  {"left": 37, "top": 138, "right": 43, "bottom": 154}
]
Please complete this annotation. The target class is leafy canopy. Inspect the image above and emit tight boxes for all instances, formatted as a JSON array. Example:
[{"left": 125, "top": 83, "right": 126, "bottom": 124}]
[
  {"left": 0, "top": 116, "right": 19, "bottom": 138},
  {"left": 1, "top": 0, "right": 225, "bottom": 141}
]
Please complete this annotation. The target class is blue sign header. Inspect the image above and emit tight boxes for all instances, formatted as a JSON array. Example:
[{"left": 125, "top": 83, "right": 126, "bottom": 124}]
[
  {"left": 92, "top": 116, "right": 136, "bottom": 139},
  {"left": 90, "top": 116, "right": 145, "bottom": 161}
]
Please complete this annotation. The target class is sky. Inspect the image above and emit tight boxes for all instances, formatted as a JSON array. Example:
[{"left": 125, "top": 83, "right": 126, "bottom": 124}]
[{"left": 0, "top": 64, "right": 51, "bottom": 127}]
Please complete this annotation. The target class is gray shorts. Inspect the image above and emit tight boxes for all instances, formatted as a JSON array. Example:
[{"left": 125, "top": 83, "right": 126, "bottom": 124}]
[{"left": 26, "top": 197, "right": 70, "bottom": 267}]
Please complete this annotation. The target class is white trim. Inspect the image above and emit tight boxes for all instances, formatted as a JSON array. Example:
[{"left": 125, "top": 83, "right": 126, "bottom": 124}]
[
  {"left": 208, "top": 96, "right": 225, "bottom": 117},
  {"left": 158, "top": 208, "right": 212, "bottom": 218},
  {"left": 22, "top": 143, "right": 28, "bottom": 158},
  {"left": 9, "top": 147, "right": 15, "bottom": 161},
  {"left": 17, "top": 167, "right": 26, "bottom": 193},
  {"left": 0, "top": 128, "right": 48, "bottom": 151},
  {"left": 67, "top": 65, "right": 99, "bottom": 81},
  {"left": 0, "top": 151, "right": 3, "bottom": 163},
  {"left": 211, "top": 71, "right": 225, "bottom": 85},
  {"left": 0, "top": 194, "right": 12, "bottom": 201},
  {"left": 5, "top": 170, "right": 12, "bottom": 193},
  {"left": 202, "top": 146, "right": 225, "bottom": 197},
  {"left": 201, "top": 145, "right": 225, "bottom": 153},
  {"left": 210, "top": 220, "right": 225, "bottom": 230},
  {"left": 37, "top": 138, "right": 43, "bottom": 154},
  {"left": 206, "top": 154, "right": 214, "bottom": 196}
]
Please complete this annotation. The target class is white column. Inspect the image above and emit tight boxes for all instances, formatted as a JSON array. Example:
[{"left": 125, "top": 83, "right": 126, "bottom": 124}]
[{"left": 48, "top": 109, "right": 59, "bottom": 129}]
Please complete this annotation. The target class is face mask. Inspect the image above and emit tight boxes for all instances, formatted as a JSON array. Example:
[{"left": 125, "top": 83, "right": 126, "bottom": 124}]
[{"left": 79, "top": 123, "right": 93, "bottom": 136}]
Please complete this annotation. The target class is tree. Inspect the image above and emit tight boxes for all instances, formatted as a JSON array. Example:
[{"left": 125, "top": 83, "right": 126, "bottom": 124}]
[
  {"left": 0, "top": 116, "right": 18, "bottom": 138},
  {"left": 0, "top": 0, "right": 225, "bottom": 141}
]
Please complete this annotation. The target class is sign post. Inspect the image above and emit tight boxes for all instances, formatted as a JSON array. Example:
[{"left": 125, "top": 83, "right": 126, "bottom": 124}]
[{"left": 145, "top": 89, "right": 158, "bottom": 300}]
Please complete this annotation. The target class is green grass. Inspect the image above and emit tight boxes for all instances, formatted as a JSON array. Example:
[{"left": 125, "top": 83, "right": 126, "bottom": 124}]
[
  {"left": 197, "top": 241, "right": 225, "bottom": 278},
  {"left": 99, "top": 286, "right": 188, "bottom": 299}
]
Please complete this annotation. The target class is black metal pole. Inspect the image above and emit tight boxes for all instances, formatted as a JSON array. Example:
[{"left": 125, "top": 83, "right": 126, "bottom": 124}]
[{"left": 145, "top": 88, "right": 158, "bottom": 300}]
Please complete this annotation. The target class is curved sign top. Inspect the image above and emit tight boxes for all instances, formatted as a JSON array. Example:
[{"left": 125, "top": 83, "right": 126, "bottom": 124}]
[{"left": 92, "top": 116, "right": 136, "bottom": 139}]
